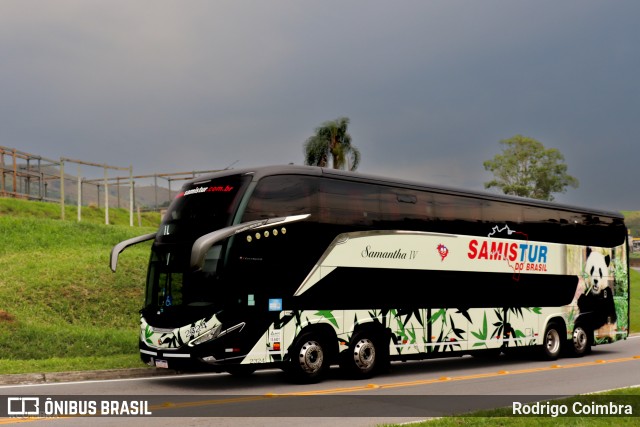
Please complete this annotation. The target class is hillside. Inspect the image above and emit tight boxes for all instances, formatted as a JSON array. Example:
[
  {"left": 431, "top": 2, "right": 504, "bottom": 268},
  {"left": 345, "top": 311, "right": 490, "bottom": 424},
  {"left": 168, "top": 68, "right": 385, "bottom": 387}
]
[{"left": 0, "top": 198, "right": 157, "bottom": 370}]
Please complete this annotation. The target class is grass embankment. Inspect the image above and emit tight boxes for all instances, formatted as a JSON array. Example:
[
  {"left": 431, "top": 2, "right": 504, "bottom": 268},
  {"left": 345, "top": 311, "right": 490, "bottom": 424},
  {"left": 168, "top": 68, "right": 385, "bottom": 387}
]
[{"left": 0, "top": 198, "right": 158, "bottom": 374}]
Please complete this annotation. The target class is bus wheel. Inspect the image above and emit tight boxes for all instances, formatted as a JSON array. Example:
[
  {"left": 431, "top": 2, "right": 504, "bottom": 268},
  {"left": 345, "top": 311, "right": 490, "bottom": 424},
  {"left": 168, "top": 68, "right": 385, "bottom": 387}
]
[
  {"left": 569, "top": 325, "right": 591, "bottom": 357},
  {"left": 341, "top": 331, "right": 385, "bottom": 379},
  {"left": 287, "top": 333, "right": 329, "bottom": 383},
  {"left": 541, "top": 322, "right": 562, "bottom": 360}
]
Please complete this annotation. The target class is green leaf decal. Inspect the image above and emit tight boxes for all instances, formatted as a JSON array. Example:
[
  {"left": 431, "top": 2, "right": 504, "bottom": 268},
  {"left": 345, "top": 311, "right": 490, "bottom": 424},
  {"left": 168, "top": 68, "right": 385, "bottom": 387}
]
[
  {"left": 429, "top": 308, "right": 446, "bottom": 325},
  {"left": 408, "top": 326, "right": 417, "bottom": 344},
  {"left": 471, "top": 312, "right": 488, "bottom": 344},
  {"left": 315, "top": 310, "right": 339, "bottom": 328},
  {"left": 145, "top": 325, "right": 154, "bottom": 345}
]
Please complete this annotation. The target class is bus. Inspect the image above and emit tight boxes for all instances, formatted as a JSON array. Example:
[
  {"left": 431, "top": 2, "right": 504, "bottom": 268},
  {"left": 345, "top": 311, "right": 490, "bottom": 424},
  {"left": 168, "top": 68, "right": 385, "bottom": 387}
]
[{"left": 110, "top": 165, "right": 629, "bottom": 382}]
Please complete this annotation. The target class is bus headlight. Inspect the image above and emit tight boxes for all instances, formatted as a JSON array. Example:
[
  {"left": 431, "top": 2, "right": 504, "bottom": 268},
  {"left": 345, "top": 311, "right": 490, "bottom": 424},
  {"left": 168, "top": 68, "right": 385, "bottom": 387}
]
[{"left": 189, "top": 324, "right": 222, "bottom": 347}]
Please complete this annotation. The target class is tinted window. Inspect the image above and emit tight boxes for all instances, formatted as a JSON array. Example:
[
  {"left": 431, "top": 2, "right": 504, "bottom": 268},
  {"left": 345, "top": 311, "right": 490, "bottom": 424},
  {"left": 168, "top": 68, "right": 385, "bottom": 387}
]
[
  {"left": 319, "top": 178, "right": 379, "bottom": 226},
  {"left": 431, "top": 193, "right": 482, "bottom": 222},
  {"left": 158, "top": 174, "right": 250, "bottom": 243},
  {"left": 242, "top": 175, "right": 316, "bottom": 221},
  {"left": 379, "top": 187, "right": 423, "bottom": 223}
]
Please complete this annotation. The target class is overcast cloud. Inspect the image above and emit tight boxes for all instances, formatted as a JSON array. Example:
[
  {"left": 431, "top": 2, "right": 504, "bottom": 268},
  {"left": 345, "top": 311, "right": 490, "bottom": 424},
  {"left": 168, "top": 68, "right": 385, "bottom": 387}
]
[{"left": 1, "top": 1, "right": 638, "bottom": 210}]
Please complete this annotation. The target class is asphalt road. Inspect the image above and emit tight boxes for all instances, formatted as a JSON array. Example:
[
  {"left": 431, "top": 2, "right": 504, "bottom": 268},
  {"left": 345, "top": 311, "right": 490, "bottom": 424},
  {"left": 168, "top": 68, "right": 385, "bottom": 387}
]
[{"left": 1, "top": 336, "right": 639, "bottom": 426}]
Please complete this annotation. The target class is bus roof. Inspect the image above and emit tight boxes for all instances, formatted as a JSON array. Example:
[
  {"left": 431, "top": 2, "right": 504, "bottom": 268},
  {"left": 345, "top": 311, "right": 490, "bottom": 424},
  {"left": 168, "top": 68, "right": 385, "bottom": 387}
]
[{"left": 184, "top": 165, "right": 624, "bottom": 220}]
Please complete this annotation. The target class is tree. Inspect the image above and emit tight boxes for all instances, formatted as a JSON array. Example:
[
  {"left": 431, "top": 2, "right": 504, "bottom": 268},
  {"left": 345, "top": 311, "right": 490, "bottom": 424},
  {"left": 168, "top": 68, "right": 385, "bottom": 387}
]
[
  {"left": 304, "top": 117, "right": 361, "bottom": 171},
  {"left": 483, "top": 135, "right": 579, "bottom": 201}
]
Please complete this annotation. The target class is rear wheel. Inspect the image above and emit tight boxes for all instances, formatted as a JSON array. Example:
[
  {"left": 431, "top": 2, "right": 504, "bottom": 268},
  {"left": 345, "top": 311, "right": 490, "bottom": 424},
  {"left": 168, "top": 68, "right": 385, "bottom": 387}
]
[
  {"left": 286, "top": 333, "right": 330, "bottom": 383},
  {"left": 541, "top": 322, "right": 562, "bottom": 360},
  {"left": 569, "top": 325, "right": 591, "bottom": 357},
  {"left": 341, "top": 330, "right": 388, "bottom": 379}
]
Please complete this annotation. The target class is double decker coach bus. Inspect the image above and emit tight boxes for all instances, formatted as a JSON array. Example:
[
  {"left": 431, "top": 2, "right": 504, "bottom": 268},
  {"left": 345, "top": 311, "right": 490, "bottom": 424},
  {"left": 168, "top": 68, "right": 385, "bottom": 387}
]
[{"left": 110, "top": 165, "right": 629, "bottom": 382}]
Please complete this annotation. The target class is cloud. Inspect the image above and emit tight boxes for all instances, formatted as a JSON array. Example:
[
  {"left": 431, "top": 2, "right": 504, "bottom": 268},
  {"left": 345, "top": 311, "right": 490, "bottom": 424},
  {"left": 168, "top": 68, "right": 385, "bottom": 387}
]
[{"left": 0, "top": 1, "right": 638, "bottom": 209}]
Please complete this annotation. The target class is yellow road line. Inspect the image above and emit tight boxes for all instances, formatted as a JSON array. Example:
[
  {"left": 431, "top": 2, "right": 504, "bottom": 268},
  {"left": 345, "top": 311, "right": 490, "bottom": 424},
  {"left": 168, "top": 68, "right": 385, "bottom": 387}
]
[{"left": 1, "top": 355, "right": 638, "bottom": 423}]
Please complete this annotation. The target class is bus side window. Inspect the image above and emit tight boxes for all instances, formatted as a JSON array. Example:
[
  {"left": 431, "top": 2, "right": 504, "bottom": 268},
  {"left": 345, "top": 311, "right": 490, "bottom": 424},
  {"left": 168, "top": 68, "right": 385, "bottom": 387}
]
[
  {"left": 379, "top": 187, "right": 422, "bottom": 226},
  {"left": 483, "top": 200, "right": 523, "bottom": 224},
  {"left": 319, "top": 179, "right": 378, "bottom": 226},
  {"left": 242, "top": 176, "right": 315, "bottom": 221}
]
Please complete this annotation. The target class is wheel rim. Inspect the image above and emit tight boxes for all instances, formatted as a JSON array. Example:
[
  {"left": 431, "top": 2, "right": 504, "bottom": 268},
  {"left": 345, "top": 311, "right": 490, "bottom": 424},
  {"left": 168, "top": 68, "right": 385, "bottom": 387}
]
[
  {"left": 298, "top": 340, "right": 324, "bottom": 374},
  {"left": 573, "top": 327, "right": 588, "bottom": 352},
  {"left": 353, "top": 338, "right": 376, "bottom": 371},
  {"left": 545, "top": 328, "right": 561, "bottom": 355}
]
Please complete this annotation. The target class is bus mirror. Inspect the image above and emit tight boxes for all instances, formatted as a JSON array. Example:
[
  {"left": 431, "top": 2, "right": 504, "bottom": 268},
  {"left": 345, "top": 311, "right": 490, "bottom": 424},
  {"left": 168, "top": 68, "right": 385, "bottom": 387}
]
[
  {"left": 190, "top": 214, "right": 310, "bottom": 270},
  {"left": 191, "top": 221, "right": 265, "bottom": 270},
  {"left": 110, "top": 233, "right": 156, "bottom": 272}
]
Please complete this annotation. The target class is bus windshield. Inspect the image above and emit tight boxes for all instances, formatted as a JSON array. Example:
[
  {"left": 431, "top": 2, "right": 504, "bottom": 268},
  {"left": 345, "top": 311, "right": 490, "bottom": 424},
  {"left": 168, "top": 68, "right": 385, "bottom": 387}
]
[
  {"left": 156, "top": 174, "right": 250, "bottom": 244},
  {"left": 144, "top": 174, "right": 251, "bottom": 326}
]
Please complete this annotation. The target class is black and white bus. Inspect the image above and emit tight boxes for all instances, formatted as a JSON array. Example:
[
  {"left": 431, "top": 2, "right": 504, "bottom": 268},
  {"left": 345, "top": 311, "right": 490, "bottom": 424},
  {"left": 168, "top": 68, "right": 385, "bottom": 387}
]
[{"left": 110, "top": 165, "right": 629, "bottom": 382}]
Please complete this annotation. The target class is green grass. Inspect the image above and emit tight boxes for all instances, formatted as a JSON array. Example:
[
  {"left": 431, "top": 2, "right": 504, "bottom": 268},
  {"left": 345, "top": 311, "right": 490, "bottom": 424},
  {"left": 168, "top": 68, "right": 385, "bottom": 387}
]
[
  {"left": 383, "top": 387, "right": 640, "bottom": 426},
  {"left": 0, "top": 197, "right": 157, "bottom": 373},
  {"left": 0, "top": 355, "right": 144, "bottom": 375},
  {"left": 0, "top": 196, "right": 161, "bottom": 227}
]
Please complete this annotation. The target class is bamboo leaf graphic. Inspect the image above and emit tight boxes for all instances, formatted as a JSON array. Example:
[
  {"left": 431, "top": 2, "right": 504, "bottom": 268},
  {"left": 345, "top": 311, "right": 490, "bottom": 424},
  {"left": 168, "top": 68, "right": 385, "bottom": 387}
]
[
  {"left": 449, "top": 316, "right": 465, "bottom": 340},
  {"left": 471, "top": 331, "right": 484, "bottom": 340},
  {"left": 314, "top": 310, "right": 339, "bottom": 328},
  {"left": 471, "top": 312, "right": 488, "bottom": 343},
  {"left": 429, "top": 309, "right": 446, "bottom": 325},
  {"left": 456, "top": 308, "right": 472, "bottom": 324},
  {"left": 408, "top": 326, "right": 416, "bottom": 344},
  {"left": 145, "top": 325, "right": 153, "bottom": 340}
]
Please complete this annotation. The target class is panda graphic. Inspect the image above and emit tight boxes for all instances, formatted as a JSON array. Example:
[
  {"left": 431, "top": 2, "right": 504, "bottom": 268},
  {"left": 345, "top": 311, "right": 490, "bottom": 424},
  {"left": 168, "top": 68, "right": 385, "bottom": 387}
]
[{"left": 576, "top": 247, "right": 617, "bottom": 339}]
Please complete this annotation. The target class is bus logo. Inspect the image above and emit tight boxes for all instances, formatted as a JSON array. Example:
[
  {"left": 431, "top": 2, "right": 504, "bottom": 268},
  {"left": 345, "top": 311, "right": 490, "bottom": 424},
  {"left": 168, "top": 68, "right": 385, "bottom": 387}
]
[{"left": 437, "top": 244, "right": 449, "bottom": 261}]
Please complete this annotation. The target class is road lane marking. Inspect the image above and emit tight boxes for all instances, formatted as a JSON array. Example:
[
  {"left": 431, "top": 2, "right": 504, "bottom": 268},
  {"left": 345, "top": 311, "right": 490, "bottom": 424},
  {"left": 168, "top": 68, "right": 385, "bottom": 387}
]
[{"left": 1, "top": 355, "right": 639, "bottom": 422}]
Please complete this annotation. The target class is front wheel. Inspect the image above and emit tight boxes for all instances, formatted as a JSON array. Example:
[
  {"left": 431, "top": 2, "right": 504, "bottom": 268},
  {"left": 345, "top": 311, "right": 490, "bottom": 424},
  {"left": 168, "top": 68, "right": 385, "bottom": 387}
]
[
  {"left": 285, "top": 333, "right": 330, "bottom": 383},
  {"left": 541, "top": 322, "right": 563, "bottom": 360}
]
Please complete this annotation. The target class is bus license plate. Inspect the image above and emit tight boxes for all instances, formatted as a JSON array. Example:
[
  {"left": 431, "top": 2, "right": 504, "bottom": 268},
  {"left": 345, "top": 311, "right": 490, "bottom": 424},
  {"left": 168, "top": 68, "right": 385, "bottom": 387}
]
[{"left": 155, "top": 359, "right": 169, "bottom": 369}]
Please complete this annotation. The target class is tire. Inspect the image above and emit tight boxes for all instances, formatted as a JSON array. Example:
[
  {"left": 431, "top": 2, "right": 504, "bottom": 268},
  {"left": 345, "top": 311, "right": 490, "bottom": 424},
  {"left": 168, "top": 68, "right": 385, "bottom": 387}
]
[
  {"left": 286, "top": 333, "right": 330, "bottom": 383},
  {"left": 568, "top": 325, "right": 591, "bottom": 357},
  {"left": 541, "top": 322, "right": 563, "bottom": 360},
  {"left": 341, "top": 331, "right": 388, "bottom": 379}
]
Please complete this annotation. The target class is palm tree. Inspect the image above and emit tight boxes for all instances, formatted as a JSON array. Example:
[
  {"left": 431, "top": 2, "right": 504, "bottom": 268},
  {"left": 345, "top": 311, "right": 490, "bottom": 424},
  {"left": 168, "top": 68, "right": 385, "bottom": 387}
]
[{"left": 303, "top": 117, "right": 361, "bottom": 171}]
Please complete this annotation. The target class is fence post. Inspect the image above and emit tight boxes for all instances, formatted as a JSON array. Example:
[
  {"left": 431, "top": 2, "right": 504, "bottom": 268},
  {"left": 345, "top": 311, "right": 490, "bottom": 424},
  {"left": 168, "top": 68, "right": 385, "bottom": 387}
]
[
  {"left": 0, "top": 148, "right": 4, "bottom": 196},
  {"left": 77, "top": 164, "right": 82, "bottom": 222},
  {"left": 60, "top": 159, "right": 65, "bottom": 220},
  {"left": 129, "top": 165, "right": 134, "bottom": 227},
  {"left": 104, "top": 166, "right": 109, "bottom": 225}
]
